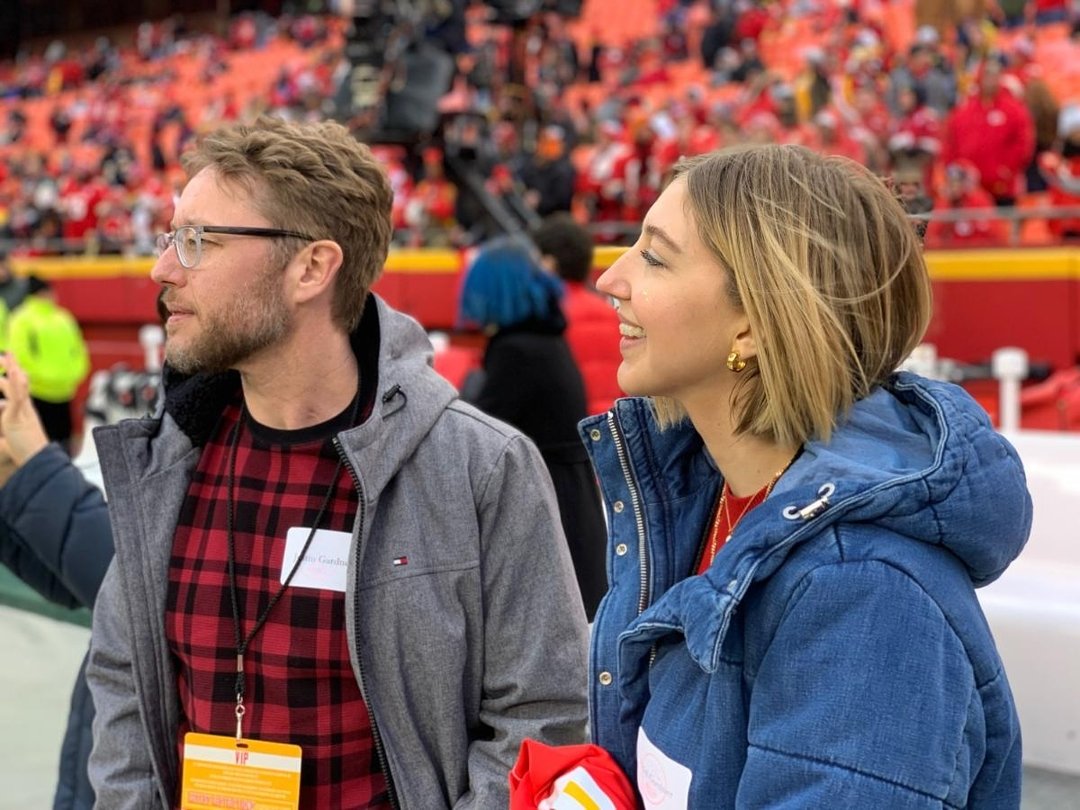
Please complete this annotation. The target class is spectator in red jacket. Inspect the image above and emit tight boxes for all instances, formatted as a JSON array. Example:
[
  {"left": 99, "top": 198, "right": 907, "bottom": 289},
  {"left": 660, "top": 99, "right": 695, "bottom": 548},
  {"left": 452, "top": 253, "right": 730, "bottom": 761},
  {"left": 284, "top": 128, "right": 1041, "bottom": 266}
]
[
  {"left": 405, "top": 147, "right": 457, "bottom": 246},
  {"left": 59, "top": 167, "right": 108, "bottom": 248},
  {"left": 942, "top": 58, "right": 1035, "bottom": 206},
  {"left": 578, "top": 121, "right": 634, "bottom": 224},
  {"left": 926, "top": 160, "right": 1010, "bottom": 248},
  {"left": 533, "top": 213, "right": 622, "bottom": 415},
  {"left": 888, "top": 85, "right": 943, "bottom": 188},
  {"left": 1039, "top": 104, "right": 1080, "bottom": 241},
  {"left": 733, "top": 0, "right": 771, "bottom": 44}
]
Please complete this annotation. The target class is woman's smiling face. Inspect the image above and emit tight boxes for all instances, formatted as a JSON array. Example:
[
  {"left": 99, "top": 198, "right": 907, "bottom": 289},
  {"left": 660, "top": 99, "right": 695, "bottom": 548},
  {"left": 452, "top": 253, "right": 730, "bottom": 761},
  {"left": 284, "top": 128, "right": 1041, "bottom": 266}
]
[{"left": 596, "top": 178, "right": 750, "bottom": 411}]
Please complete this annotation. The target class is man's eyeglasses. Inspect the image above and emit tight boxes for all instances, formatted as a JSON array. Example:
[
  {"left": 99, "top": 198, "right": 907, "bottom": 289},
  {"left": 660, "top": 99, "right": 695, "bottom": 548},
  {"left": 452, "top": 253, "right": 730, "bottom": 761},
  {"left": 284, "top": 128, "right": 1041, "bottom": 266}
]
[{"left": 155, "top": 225, "right": 316, "bottom": 269}]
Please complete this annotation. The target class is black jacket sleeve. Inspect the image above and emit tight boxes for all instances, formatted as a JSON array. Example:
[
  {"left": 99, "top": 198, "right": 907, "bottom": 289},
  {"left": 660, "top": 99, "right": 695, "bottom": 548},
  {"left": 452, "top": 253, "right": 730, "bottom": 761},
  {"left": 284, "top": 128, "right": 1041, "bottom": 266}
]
[{"left": 0, "top": 443, "right": 114, "bottom": 609}]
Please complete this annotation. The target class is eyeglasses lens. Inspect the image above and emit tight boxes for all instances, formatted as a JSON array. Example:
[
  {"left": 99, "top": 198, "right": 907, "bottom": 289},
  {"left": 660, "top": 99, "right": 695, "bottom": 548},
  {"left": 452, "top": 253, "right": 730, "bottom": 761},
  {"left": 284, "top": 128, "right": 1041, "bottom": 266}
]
[{"left": 175, "top": 227, "right": 200, "bottom": 268}]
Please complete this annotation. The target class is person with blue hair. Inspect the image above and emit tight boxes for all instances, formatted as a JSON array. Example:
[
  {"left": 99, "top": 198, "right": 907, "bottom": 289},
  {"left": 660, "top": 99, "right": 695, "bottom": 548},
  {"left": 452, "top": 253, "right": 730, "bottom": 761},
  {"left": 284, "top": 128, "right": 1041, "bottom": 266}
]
[
  {"left": 459, "top": 237, "right": 564, "bottom": 331},
  {"left": 459, "top": 236, "right": 607, "bottom": 619}
]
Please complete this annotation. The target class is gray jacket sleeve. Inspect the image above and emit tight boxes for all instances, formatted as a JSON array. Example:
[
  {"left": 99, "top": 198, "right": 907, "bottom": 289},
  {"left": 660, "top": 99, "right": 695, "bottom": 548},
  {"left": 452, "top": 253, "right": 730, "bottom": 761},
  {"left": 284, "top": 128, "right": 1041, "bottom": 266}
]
[
  {"left": 87, "top": 561, "right": 161, "bottom": 809},
  {"left": 454, "top": 435, "right": 590, "bottom": 809}
]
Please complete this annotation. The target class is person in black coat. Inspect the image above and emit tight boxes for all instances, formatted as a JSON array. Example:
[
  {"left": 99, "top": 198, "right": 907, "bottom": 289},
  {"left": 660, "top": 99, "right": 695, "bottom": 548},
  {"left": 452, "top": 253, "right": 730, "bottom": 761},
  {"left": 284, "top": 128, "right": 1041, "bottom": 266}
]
[
  {"left": 458, "top": 237, "right": 607, "bottom": 620},
  {"left": 519, "top": 126, "right": 578, "bottom": 218},
  {"left": 0, "top": 353, "right": 113, "bottom": 810}
]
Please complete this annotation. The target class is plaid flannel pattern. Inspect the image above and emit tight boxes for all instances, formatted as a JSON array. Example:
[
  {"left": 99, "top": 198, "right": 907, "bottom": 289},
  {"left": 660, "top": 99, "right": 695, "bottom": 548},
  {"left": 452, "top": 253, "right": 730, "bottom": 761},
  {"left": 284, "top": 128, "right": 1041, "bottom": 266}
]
[{"left": 166, "top": 401, "right": 389, "bottom": 808}]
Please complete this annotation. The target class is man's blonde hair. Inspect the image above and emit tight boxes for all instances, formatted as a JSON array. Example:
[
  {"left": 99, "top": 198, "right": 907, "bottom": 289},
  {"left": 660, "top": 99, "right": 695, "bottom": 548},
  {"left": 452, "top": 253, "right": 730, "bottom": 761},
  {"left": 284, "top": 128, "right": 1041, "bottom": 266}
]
[
  {"left": 654, "top": 145, "right": 932, "bottom": 446},
  {"left": 182, "top": 116, "right": 393, "bottom": 332}
]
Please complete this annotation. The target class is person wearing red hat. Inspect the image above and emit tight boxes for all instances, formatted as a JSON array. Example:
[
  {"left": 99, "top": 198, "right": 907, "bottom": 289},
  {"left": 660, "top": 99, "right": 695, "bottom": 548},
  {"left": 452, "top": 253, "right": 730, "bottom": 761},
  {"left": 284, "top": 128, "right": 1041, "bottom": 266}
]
[{"left": 926, "top": 160, "right": 1010, "bottom": 248}]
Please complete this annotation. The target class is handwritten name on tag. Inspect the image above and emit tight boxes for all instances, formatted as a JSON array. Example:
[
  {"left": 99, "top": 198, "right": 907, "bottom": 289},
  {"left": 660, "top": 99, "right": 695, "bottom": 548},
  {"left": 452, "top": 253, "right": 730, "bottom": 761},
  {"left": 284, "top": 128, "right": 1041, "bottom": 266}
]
[
  {"left": 637, "top": 727, "right": 692, "bottom": 809},
  {"left": 281, "top": 528, "right": 352, "bottom": 592}
]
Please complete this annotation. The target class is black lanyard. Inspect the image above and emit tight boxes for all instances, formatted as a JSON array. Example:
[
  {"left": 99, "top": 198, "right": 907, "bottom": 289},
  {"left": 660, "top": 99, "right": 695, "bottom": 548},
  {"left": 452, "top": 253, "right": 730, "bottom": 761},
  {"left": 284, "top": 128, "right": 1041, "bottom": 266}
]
[{"left": 224, "top": 392, "right": 360, "bottom": 739}]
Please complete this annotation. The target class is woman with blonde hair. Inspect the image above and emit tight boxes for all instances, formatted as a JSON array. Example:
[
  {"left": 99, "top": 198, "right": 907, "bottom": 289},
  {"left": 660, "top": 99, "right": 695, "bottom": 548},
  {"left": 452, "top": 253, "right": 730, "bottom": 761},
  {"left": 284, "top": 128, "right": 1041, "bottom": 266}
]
[{"left": 583, "top": 145, "right": 1031, "bottom": 806}]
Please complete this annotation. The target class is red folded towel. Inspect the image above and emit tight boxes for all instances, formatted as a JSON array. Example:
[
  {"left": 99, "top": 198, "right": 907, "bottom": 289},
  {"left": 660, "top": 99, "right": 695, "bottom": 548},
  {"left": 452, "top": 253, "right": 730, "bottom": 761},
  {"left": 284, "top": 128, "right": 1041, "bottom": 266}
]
[{"left": 509, "top": 738, "right": 638, "bottom": 809}]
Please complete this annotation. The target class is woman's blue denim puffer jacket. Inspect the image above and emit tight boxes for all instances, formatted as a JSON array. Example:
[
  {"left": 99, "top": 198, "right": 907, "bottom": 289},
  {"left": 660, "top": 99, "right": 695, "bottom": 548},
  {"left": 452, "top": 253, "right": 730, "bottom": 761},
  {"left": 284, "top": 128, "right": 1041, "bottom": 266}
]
[{"left": 581, "top": 372, "right": 1032, "bottom": 809}]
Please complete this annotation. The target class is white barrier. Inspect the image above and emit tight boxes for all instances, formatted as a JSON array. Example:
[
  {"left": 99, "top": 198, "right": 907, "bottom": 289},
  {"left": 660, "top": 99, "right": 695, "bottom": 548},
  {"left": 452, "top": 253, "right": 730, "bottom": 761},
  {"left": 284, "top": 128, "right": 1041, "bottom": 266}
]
[{"left": 978, "top": 430, "right": 1080, "bottom": 774}]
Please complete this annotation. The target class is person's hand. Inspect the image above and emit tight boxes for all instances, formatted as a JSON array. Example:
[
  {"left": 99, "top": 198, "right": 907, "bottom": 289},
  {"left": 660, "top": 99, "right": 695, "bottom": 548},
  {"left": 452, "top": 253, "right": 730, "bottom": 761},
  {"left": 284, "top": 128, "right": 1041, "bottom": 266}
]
[{"left": 0, "top": 353, "right": 50, "bottom": 472}]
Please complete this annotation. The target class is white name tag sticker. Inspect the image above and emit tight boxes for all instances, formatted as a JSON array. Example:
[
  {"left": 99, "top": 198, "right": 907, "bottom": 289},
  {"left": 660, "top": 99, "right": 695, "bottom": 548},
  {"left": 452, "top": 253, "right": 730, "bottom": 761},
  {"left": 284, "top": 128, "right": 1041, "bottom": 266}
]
[
  {"left": 281, "top": 528, "right": 351, "bottom": 592},
  {"left": 637, "top": 726, "right": 692, "bottom": 809}
]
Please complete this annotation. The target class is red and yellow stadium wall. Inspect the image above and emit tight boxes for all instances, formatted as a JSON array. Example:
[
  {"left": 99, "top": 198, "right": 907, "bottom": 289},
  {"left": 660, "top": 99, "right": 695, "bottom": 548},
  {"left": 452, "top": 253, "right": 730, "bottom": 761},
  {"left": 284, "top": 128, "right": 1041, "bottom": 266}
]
[{"left": 12, "top": 246, "right": 1080, "bottom": 380}]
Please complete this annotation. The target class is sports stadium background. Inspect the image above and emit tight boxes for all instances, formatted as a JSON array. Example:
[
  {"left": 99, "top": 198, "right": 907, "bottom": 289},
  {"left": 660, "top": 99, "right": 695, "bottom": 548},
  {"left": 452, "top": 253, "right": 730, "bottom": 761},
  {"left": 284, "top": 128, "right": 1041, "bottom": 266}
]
[{"left": 0, "top": 0, "right": 1079, "bottom": 428}]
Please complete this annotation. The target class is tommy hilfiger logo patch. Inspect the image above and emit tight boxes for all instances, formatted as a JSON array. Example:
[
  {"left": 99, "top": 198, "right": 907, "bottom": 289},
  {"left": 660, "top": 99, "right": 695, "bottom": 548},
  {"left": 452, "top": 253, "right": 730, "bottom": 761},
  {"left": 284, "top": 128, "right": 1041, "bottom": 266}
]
[{"left": 392, "top": 556, "right": 409, "bottom": 567}]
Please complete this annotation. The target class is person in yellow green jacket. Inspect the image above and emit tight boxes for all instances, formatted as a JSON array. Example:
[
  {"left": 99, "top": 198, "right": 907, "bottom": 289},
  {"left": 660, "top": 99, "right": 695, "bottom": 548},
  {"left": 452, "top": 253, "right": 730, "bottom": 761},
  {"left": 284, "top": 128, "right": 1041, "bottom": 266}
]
[
  {"left": 0, "top": 298, "right": 10, "bottom": 354},
  {"left": 8, "top": 276, "right": 90, "bottom": 454},
  {"left": 0, "top": 247, "right": 27, "bottom": 355}
]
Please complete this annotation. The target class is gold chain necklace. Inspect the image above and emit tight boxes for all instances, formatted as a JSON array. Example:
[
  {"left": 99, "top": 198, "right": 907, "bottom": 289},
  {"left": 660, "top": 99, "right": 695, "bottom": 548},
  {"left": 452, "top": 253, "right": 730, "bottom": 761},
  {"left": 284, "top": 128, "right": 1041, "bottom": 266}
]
[{"left": 704, "top": 459, "right": 792, "bottom": 567}]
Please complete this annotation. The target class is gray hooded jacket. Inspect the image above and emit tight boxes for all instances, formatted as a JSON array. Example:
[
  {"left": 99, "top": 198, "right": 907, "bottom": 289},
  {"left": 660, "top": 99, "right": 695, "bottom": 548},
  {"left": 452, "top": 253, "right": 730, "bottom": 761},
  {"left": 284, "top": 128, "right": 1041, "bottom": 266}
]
[{"left": 86, "top": 295, "right": 590, "bottom": 809}]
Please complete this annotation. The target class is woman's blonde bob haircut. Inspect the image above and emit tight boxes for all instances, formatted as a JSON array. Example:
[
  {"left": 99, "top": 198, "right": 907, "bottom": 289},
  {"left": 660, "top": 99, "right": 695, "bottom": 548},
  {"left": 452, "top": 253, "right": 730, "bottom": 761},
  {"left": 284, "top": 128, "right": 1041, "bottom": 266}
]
[
  {"left": 182, "top": 116, "right": 393, "bottom": 333},
  {"left": 653, "top": 145, "right": 933, "bottom": 447}
]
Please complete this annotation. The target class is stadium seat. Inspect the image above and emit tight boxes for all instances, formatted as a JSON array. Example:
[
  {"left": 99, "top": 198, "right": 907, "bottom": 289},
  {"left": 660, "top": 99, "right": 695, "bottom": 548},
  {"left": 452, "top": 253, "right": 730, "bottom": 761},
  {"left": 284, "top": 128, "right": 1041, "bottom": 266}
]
[
  {"left": 1017, "top": 192, "right": 1055, "bottom": 247},
  {"left": 568, "top": 0, "right": 660, "bottom": 51},
  {"left": 881, "top": 0, "right": 916, "bottom": 54},
  {"left": 1031, "top": 24, "right": 1080, "bottom": 102}
]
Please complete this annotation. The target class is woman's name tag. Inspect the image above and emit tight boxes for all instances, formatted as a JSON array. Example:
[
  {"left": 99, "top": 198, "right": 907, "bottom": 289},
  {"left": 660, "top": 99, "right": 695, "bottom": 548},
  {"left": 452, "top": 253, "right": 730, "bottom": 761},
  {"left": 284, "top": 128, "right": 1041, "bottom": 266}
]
[{"left": 637, "top": 727, "right": 692, "bottom": 809}]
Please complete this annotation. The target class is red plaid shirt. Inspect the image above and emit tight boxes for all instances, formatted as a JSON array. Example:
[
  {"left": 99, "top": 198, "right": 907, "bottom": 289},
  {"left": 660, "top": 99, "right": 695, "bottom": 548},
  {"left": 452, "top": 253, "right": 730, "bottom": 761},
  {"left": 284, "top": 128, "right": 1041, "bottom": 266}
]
[{"left": 166, "top": 396, "right": 389, "bottom": 809}]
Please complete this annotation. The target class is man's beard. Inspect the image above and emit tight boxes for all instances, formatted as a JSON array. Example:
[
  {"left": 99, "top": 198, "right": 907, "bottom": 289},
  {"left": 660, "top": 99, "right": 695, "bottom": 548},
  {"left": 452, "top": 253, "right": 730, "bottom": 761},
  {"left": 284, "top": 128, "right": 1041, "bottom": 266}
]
[{"left": 165, "top": 269, "right": 291, "bottom": 374}]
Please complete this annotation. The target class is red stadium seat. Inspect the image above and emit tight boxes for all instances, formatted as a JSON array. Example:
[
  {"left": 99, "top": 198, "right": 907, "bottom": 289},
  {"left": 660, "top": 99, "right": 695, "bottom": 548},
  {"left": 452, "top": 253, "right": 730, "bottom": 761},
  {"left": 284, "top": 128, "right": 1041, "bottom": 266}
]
[{"left": 1017, "top": 192, "right": 1055, "bottom": 247}]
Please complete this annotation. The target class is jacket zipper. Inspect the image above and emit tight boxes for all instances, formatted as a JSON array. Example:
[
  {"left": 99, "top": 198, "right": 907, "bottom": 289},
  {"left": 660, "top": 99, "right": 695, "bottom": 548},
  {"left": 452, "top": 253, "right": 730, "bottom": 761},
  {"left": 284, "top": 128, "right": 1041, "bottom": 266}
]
[
  {"left": 689, "top": 489, "right": 721, "bottom": 575},
  {"left": 335, "top": 436, "right": 402, "bottom": 810},
  {"left": 606, "top": 412, "right": 650, "bottom": 615}
]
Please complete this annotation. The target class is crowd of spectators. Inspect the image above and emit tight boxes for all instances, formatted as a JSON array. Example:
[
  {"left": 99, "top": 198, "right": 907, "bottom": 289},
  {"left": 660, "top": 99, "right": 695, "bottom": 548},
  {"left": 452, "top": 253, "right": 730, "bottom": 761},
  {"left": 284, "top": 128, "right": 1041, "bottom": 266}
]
[
  {"left": 0, "top": 10, "right": 340, "bottom": 257},
  {"left": 0, "top": 0, "right": 1078, "bottom": 255}
]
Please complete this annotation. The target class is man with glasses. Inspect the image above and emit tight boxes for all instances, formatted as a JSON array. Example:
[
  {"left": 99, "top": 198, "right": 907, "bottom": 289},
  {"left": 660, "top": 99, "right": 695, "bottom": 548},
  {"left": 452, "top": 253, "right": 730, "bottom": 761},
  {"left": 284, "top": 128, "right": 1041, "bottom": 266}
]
[
  {"left": 86, "top": 116, "right": 589, "bottom": 809},
  {"left": 154, "top": 226, "right": 318, "bottom": 269}
]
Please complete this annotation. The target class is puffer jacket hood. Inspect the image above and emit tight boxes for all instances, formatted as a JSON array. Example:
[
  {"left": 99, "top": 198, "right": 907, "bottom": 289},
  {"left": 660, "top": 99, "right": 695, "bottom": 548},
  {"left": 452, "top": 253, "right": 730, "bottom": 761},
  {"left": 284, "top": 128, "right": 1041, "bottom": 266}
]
[
  {"left": 784, "top": 372, "right": 1030, "bottom": 586},
  {"left": 586, "top": 372, "right": 1031, "bottom": 675},
  {"left": 635, "top": 372, "right": 1028, "bottom": 589}
]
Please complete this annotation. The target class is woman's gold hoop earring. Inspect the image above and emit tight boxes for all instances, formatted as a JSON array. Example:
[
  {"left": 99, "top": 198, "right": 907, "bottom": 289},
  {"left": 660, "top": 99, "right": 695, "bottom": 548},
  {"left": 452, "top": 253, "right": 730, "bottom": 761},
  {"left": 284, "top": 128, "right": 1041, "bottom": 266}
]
[{"left": 726, "top": 351, "right": 747, "bottom": 373}]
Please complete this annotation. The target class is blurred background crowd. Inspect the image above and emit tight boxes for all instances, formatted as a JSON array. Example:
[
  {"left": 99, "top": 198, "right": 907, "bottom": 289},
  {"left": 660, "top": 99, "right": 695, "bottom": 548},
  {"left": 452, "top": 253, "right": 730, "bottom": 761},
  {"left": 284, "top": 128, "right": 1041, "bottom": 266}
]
[{"left": 0, "top": 0, "right": 1077, "bottom": 257}]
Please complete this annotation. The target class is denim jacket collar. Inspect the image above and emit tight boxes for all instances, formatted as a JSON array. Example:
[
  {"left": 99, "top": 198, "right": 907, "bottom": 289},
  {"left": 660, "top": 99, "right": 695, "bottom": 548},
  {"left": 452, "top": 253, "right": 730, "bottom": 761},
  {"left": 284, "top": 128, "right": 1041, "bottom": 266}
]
[{"left": 583, "top": 373, "right": 1031, "bottom": 676}]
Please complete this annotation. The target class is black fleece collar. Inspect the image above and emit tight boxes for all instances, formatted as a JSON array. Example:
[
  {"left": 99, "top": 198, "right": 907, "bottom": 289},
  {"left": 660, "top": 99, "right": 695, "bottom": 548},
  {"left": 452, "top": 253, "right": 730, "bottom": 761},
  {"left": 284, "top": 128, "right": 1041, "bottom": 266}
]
[{"left": 162, "top": 294, "right": 381, "bottom": 447}]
